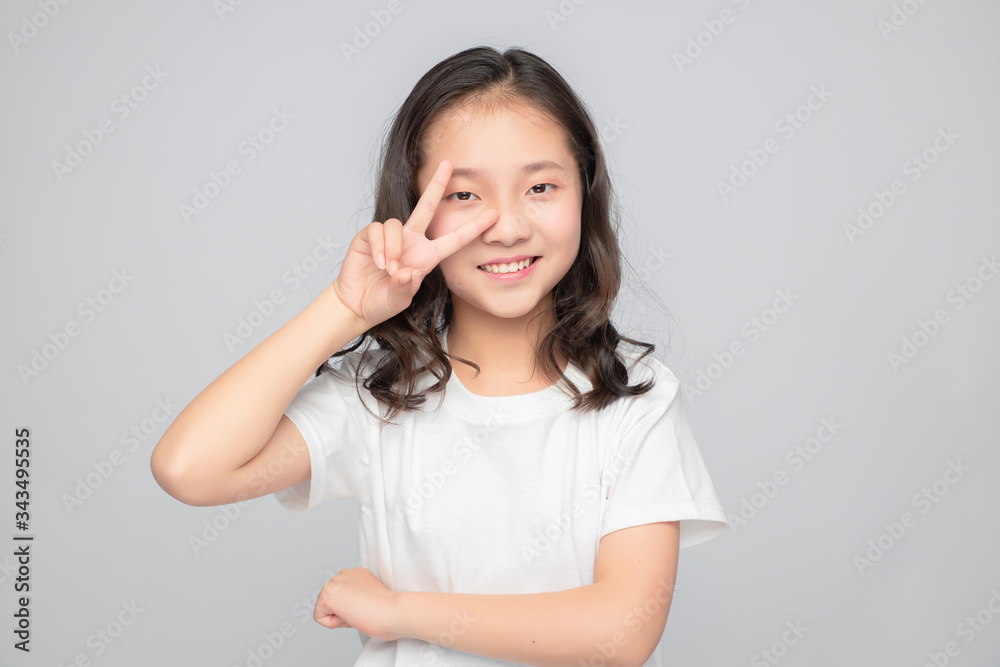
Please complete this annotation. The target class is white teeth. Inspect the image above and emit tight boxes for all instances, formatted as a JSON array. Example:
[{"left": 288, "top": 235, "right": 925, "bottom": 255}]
[{"left": 479, "top": 257, "right": 535, "bottom": 273}]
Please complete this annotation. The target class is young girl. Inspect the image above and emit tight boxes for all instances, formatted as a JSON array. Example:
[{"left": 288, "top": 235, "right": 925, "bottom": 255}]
[{"left": 151, "top": 45, "right": 727, "bottom": 667}]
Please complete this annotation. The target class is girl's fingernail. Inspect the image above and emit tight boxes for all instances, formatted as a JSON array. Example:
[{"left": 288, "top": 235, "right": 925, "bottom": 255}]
[
  {"left": 389, "top": 260, "right": 399, "bottom": 274},
  {"left": 377, "top": 253, "right": 385, "bottom": 270}
]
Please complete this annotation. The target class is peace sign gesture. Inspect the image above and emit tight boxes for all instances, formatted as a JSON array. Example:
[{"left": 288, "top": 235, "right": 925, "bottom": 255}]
[{"left": 330, "top": 160, "right": 499, "bottom": 328}]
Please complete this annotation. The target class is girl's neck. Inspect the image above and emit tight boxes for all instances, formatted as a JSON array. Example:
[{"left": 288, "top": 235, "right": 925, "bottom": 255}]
[{"left": 445, "top": 306, "right": 567, "bottom": 397}]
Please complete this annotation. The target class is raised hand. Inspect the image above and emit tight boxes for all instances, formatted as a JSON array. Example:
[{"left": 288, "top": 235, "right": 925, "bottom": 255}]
[{"left": 329, "top": 160, "right": 498, "bottom": 328}]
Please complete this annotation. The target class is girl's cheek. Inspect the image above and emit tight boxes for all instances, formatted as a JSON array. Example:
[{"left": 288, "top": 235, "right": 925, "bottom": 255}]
[
  {"left": 525, "top": 197, "right": 563, "bottom": 222},
  {"left": 542, "top": 198, "right": 582, "bottom": 228}
]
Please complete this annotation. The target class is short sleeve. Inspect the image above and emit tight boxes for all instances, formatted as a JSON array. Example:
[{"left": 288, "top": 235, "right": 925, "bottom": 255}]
[
  {"left": 273, "top": 356, "right": 369, "bottom": 514},
  {"left": 599, "top": 356, "right": 728, "bottom": 549}
]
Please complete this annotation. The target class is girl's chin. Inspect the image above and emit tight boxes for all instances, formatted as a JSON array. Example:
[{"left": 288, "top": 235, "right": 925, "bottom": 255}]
[{"left": 448, "top": 294, "right": 552, "bottom": 322}]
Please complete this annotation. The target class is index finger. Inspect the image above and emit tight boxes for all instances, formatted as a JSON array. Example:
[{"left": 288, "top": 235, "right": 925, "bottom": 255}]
[
  {"left": 429, "top": 207, "right": 500, "bottom": 264},
  {"left": 406, "top": 159, "right": 452, "bottom": 233}
]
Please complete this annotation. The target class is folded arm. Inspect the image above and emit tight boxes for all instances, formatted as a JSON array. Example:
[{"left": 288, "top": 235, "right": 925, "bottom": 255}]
[{"left": 393, "top": 521, "right": 680, "bottom": 667}]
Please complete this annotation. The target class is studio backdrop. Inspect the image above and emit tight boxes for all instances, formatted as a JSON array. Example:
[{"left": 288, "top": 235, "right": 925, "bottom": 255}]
[{"left": 2, "top": 1, "right": 998, "bottom": 665}]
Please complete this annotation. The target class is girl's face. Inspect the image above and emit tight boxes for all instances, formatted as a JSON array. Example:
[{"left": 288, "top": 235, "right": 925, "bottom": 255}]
[{"left": 416, "top": 100, "right": 583, "bottom": 325}]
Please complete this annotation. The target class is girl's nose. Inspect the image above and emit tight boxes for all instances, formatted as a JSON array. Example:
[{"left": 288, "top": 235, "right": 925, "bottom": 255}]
[{"left": 481, "top": 200, "right": 534, "bottom": 245}]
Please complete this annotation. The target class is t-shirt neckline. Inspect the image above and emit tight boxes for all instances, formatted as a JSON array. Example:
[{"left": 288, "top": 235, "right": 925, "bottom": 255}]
[{"left": 437, "top": 327, "right": 588, "bottom": 418}]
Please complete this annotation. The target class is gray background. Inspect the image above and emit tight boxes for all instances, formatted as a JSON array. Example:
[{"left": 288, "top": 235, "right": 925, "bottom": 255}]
[{"left": 2, "top": 0, "right": 999, "bottom": 665}]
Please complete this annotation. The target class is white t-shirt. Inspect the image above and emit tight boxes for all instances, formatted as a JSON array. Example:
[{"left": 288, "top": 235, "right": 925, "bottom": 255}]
[{"left": 275, "top": 327, "right": 727, "bottom": 666}]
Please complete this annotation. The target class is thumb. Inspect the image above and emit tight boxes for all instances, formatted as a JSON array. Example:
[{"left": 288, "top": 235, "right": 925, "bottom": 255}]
[
  {"left": 396, "top": 266, "right": 426, "bottom": 291},
  {"left": 316, "top": 613, "right": 352, "bottom": 630},
  {"left": 383, "top": 266, "right": 424, "bottom": 314}
]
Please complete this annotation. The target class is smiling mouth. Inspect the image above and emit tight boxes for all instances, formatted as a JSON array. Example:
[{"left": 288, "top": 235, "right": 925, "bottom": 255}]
[{"left": 477, "top": 257, "right": 539, "bottom": 273}]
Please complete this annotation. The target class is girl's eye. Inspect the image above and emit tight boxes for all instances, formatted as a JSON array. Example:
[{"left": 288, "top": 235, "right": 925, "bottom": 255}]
[
  {"left": 530, "top": 183, "right": 556, "bottom": 195},
  {"left": 446, "top": 192, "right": 479, "bottom": 201}
]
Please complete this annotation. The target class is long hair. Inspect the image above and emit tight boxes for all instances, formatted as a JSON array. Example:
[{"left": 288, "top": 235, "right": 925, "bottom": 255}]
[{"left": 319, "top": 45, "right": 656, "bottom": 427}]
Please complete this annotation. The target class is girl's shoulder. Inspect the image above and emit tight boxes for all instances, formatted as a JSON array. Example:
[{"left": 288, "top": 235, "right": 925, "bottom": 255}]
[
  {"left": 314, "top": 347, "right": 395, "bottom": 401},
  {"left": 620, "top": 347, "right": 680, "bottom": 389},
  {"left": 320, "top": 346, "right": 439, "bottom": 398},
  {"left": 611, "top": 348, "right": 685, "bottom": 416},
  {"left": 322, "top": 346, "right": 392, "bottom": 377}
]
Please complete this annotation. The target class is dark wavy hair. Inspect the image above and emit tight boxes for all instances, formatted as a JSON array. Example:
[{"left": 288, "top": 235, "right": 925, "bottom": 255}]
[{"left": 318, "top": 45, "right": 656, "bottom": 427}]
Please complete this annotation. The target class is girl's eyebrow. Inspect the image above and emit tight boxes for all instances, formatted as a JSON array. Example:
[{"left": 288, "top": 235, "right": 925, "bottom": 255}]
[{"left": 451, "top": 160, "right": 567, "bottom": 179}]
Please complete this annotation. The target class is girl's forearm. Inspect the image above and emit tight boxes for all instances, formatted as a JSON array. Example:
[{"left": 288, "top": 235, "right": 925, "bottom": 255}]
[{"left": 393, "top": 581, "right": 661, "bottom": 667}]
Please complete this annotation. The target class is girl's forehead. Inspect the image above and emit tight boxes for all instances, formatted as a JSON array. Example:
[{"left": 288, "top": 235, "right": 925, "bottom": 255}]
[
  {"left": 430, "top": 100, "right": 559, "bottom": 135},
  {"left": 423, "top": 101, "right": 571, "bottom": 153}
]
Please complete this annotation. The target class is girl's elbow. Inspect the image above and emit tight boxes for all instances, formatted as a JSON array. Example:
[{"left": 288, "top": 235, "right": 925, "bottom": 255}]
[{"left": 150, "top": 444, "right": 213, "bottom": 506}]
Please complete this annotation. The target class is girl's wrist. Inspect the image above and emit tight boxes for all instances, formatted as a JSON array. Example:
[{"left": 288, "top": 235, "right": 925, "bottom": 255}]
[
  {"left": 315, "top": 285, "right": 368, "bottom": 333},
  {"left": 387, "top": 591, "right": 413, "bottom": 642}
]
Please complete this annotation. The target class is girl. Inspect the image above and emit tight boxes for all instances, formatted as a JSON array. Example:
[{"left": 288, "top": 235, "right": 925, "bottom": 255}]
[{"left": 151, "top": 45, "right": 727, "bottom": 666}]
